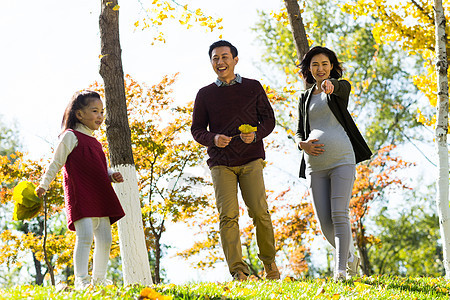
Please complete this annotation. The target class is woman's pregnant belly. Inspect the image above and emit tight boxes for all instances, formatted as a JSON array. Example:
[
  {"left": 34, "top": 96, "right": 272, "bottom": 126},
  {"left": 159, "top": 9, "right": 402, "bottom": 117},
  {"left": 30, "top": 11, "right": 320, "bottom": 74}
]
[{"left": 305, "top": 128, "right": 355, "bottom": 171}]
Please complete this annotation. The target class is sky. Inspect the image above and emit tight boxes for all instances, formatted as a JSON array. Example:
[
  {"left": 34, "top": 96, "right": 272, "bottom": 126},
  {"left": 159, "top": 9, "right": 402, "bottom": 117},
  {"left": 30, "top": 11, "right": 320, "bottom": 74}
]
[
  {"left": 1, "top": 0, "right": 280, "bottom": 159},
  {"left": 1, "top": 0, "right": 440, "bottom": 285}
]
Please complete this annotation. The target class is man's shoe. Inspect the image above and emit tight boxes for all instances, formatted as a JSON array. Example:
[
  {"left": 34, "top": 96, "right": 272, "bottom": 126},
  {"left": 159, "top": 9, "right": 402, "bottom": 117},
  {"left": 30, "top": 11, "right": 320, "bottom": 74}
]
[
  {"left": 264, "top": 262, "right": 280, "bottom": 280},
  {"left": 232, "top": 270, "right": 248, "bottom": 282},
  {"left": 347, "top": 254, "right": 360, "bottom": 277}
]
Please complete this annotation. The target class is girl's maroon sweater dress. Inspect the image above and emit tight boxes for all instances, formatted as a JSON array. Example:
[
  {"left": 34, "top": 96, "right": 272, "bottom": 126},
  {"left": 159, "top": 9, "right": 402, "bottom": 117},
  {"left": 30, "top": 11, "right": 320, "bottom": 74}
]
[{"left": 62, "top": 130, "right": 125, "bottom": 231}]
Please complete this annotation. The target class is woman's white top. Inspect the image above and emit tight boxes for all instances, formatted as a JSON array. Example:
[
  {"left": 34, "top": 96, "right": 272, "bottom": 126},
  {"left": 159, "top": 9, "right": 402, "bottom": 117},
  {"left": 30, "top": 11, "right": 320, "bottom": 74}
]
[{"left": 305, "top": 92, "right": 355, "bottom": 174}]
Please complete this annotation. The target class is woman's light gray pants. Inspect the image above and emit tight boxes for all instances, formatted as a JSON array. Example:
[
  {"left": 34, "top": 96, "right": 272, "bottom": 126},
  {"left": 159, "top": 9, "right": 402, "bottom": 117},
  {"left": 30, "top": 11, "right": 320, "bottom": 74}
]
[{"left": 308, "top": 164, "right": 356, "bottom": 273}]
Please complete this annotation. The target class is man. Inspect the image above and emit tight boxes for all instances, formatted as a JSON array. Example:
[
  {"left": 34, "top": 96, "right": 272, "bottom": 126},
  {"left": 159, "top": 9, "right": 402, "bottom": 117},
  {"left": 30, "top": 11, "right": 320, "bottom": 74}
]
[{"left": 191, "top": 40, "right": 280, "bottom": 281}]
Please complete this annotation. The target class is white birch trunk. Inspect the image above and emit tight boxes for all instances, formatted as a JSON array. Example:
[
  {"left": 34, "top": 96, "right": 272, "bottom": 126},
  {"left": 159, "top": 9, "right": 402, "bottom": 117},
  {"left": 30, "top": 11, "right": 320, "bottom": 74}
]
[
  {"left": 99, "top": 0, "right": 153, "bottom": 285},
  {"left": 114, "top": 164, "right": 153, "bottom": 285},
  {"left": 433, "top": 0, "right": 450, "bottom": 279}
]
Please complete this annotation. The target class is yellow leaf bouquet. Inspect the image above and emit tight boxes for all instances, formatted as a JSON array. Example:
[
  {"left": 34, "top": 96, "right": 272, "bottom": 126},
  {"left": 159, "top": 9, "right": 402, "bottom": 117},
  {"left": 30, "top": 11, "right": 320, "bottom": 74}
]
[
  {"left": 12, "top": 181, "right": 42, "bottom": 221},
  {"left": 238, "top": 124, "right": 257, "bottom": 134}
]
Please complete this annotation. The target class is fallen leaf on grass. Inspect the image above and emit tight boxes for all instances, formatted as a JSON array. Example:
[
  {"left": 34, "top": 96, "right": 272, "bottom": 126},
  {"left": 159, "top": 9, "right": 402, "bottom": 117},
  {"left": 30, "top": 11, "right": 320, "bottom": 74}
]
[
  {"left": 353, "top": 281, "right": 372, "bottom": 292},
  {"left": 284, "top": 276, "right": 296, "bottom": 282},
  {"left": 139, "top": 287, "right": 172, "bottom": 300},
  {"left": 315, "top": 286, "right": 325, "bottom": 297}
]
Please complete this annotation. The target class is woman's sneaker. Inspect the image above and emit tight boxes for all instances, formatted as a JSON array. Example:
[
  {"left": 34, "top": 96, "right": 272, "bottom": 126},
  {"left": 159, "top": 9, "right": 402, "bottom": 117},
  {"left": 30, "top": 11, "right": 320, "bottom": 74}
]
[
  {"left": 333, "top": 272, "right": 346, "bottom": 283},
  {"left": 347, "top": 254, "right": 360, "bottom": 277}
]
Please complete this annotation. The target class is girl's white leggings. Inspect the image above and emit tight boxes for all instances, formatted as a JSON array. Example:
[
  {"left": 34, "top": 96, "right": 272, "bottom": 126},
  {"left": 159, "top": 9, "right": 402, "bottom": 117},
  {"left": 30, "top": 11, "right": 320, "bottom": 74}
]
[
  {"left": 308, "top": 164, "right": 356, "bottom": 273},
  {"left": 73, "top": 217, "right": 112, "bottom": 280}
]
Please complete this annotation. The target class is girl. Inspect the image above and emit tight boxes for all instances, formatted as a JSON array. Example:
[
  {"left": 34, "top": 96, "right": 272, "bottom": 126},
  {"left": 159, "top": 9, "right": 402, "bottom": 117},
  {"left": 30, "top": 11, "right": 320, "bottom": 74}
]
[
  {"left": 296, "top": 46, "right": 372, "bottom": 281},
  {"left": 36, "top": 90, "right": 125, "bottom": 290}
]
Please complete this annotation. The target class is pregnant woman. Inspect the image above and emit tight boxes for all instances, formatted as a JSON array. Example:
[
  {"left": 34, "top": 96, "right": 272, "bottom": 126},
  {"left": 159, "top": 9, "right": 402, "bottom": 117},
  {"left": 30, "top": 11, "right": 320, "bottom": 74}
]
[{"left": 296, "top": 46, "right": 372, "bottom": 281}]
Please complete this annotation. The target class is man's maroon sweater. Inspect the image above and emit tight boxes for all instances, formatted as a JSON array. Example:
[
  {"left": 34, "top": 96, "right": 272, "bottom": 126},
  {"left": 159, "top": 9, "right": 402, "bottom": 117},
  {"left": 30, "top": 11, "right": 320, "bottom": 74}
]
[{"left": 191, "top": 77, "right": 275, "bottom": 168}]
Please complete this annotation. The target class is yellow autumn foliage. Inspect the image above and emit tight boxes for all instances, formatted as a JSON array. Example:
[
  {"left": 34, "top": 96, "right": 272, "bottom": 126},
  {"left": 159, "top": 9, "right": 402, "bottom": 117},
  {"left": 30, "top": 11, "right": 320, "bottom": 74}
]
[
  {"left": 341, "top": 0, "right": 450, "bottom": 126},
  {"left": 136, "top": 0, "right": 223, "bottom": 44}
]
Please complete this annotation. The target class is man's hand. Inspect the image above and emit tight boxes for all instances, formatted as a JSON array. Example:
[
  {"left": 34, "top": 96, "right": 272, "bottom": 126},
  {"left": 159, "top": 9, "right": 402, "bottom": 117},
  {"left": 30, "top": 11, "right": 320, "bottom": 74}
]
[
  {"left": 214, "top": 134, "right": 232, "bottom": 148},
  {"left": 111, "top": 172, "right": 124, "bottom": 183},
  {"left": 240, "top": 132, "right": 255, "bottom": 144},
  {"left": 299, "top": 139, "right": 325, "bottom": 156}
]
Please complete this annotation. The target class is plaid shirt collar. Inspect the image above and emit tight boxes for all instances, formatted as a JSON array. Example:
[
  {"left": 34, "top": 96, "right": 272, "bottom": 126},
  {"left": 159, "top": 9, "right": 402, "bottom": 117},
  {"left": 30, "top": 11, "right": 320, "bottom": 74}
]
[{"left": 214, "top": 73, "right": 242, "bottom": 87}]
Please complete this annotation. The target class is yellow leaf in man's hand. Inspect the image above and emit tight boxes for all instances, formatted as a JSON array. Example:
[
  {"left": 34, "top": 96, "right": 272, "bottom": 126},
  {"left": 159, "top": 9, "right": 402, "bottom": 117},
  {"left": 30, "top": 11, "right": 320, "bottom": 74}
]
[{"left": 238, "top": 124, "right": 257, "bottom": 133}]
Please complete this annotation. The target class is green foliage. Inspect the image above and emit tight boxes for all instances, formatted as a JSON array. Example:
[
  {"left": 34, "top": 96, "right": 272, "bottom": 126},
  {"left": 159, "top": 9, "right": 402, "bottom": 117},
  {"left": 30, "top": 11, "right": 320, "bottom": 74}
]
[
  {"left": 370, "top": 205, "right": 443, "bottom": 277},
  {"left": 0, "top": 284, "right": 144, "bottom": 299},
  {"left": 2, "top": 276, "right": 450, "bottom": 299}
]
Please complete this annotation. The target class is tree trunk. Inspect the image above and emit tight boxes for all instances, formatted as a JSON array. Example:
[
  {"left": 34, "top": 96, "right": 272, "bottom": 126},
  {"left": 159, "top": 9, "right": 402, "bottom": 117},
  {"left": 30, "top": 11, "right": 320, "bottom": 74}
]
[
  {"left": 99, "top": 0, "right": 152, "bottom": 285},
  {"left": 356, "top": 221, "right": 372, "bottom": 276},
  {"left": 154, "top": 236, "right": 161, "bottom": 284},
  {"left": 283, "top": 0, "right": 310, "bottom": 63},
  {"left": 433, "top": 0, "right": 450, "bottom": 279},
  {"left": 32, "top": 252, "right": 44, "bottom": 285}
]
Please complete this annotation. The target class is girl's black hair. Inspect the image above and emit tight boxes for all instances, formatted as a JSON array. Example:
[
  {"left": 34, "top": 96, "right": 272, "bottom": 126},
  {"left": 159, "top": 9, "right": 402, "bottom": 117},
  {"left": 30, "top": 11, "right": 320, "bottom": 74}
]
[
  {"left": 299, "top": 46, "right": 343, "bottom": 84},
  {"left": 60, "top": 90, "right": 101, "bottom": 136}
]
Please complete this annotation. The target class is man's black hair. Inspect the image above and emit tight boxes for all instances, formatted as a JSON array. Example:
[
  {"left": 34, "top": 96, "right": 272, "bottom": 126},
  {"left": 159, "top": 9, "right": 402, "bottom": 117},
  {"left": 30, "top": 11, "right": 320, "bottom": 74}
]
[{"left": 208, "top": 40, "right": 238, "bottom": 58}]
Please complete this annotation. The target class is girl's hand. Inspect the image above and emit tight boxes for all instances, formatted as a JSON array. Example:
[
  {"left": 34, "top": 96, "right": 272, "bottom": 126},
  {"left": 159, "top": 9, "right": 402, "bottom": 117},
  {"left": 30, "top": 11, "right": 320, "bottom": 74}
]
[
  {"left": 299, "top": 139, "right": 325, "bottom": 156},
  {"left": 36, "top": 187, "right": 46, "bottom": 198},
  {"left": 111, "top": 172, "right": 124, "bottom": 183},
  {"left": 321, "top": 79, "right": 334, "bottom": 94}
]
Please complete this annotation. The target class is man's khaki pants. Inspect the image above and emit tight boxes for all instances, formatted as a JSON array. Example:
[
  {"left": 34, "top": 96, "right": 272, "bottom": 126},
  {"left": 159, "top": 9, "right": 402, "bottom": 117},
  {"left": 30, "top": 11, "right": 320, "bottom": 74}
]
[{"left": 210, "top": 158, "right": 276, "bottom": 276}]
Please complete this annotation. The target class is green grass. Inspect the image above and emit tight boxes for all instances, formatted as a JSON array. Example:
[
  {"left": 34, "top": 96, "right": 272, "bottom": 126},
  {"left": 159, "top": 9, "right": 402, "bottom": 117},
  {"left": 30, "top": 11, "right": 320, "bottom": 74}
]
[{"left": 1, "top": 276, "right": 449, "bottom": 299}]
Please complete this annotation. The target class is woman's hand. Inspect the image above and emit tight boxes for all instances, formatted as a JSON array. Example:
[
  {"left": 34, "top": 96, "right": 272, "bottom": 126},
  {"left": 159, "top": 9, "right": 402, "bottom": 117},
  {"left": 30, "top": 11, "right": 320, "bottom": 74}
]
[
  {"left": 321, "top": 79, "right": 334, "bottom": 94},
  {"left": 299, "top": 139, "right": 325, "bottom": 156}
]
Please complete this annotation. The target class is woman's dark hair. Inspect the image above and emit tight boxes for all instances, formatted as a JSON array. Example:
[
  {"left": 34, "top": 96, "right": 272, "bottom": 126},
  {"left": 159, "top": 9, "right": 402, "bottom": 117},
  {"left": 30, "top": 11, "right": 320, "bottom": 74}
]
[
  {"left": 208, "top": 40, "right": 238, "bottom": 58},
  {"left": 60, "top": 90, "right": 101, "bottom": 136},
  {"left": 299, "top": 46, "right": 343, "bottom": 84}
]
